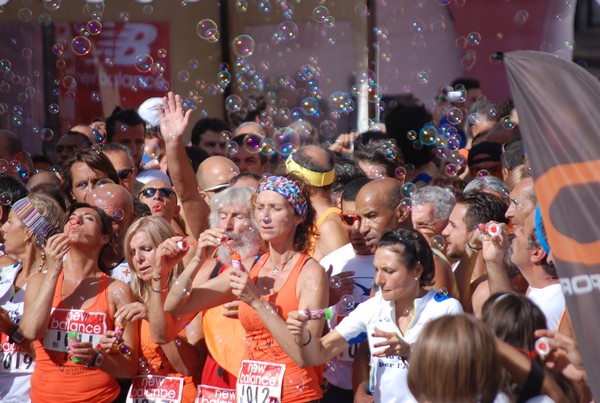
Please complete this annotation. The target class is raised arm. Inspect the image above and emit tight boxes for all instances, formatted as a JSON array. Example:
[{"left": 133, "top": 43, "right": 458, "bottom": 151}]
[
  {"left": 159, "top": 91, "right": 209, "bottom": 239},
  {"left": 20, "top": 233, "right": 70, "bottom": 340}
]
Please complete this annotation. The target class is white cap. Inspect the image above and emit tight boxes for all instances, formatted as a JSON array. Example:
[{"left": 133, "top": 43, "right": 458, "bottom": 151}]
[
  {"left": 138, "top": 97, "right": 163, "bottom": 128},
  {"left": 135, "top": 169, "right": 172, "bottom": 185}
]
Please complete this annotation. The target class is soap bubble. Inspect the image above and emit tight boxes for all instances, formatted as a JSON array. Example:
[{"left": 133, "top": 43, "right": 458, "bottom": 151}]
[
  {"left": 514, "top": 9, "right": 529, "bottom": 26},
  {"left": 225, "top": 94, "right": 243, "bottom": 111},
  {"left": 18, "top": 8, "right": 33, "bottom": 22},
  {"left": 157, "top": 48, "right": 167, "bottom": 58},
  {"left": 319, "top": 120, "right": 337, "bottom": 140},
  {"left": 112, "top": 208, "right": 125, "bottom": 221},
  {"left": 287, "top": 375, "right": 305, "bottom": 393},
  {"left": 11, "top": 116, "right": 23, "bottom": 127},
  {"left": 329, "top": 92, "right": 354, "bottom": 113},
  {"left": 402, "top": 182, "right": 417, "bottom": 198},
  {"left": 467, "top": 31, "right": 481, "bottom": 46},
  {"left": 445, "top": 164, "right": 458, "bottom": 177},
  {"left": 304, "top": 278, "right": 319, "bottom": 292},
  {"left": 446, "top": 107, "right": 464, "bottom": 125},
  {"left": 0, "top": 192, "right": 12, "bottom": 206},
  {"left": 395, "top": 167, "right": 407, "bottom": 182},
  {"left": 300, "top": 97, "right": 319, "bottom": 116},
  {"left": 49, "top": 103, "right": 60, "bottom": 114},
  {"left": 174, "top": 276, "right": 193, "bottom": 297},
  {"left": 40, "top": 128, "right": 54, "bottom": 141},
  {"left": 259, "top": 138, "right": 275, "bottom": 156},
  {"left": 325, "top": 361, "right": 337, "bottom": 373},
  {"left": 277, "top": 20, "right": 298, "bottom": 41},
  {"left": 43, "top": 0, "right": 62, "bottom": 11},
  {"left": 232, "top": 35, "right": 255, "bottom": 58},
  {"left": 243, "top": 133, "right": 263, "bottom": 154},
  {"left": 500, "top": 116, "right": 515, "bottom": 129},
  {"left": 419, "top": 126, "right": 437, "bottom": 145},
  {"left": 431, "top": 235, "right": 446, "bottom": 251},
  {"left": 0, "top": 59, "right": 12, "bottom": 72},
  {"left": 313, "top": 6, "right": 329, "bottom": 23},
  {"left": 71, "top": 36, "right": 92, "bottom": 56},
  {"left": 329, "top": 275, "right": 342, "bottom": 289},
  {"left": 340, "top": 294, "right": 356, "bottom": 312},
  {"left": 134, "top": 54, "right": 153, "bottom": 73},
  {"left": 476, "top": 169, "right": 490, "bottom": 177},
  {"left": 87, "top": 20, "right": 102, "bottom": 35},
  {"left": 235, "top": 0, "right": 248, "bottom": 12},
  {"left": 226, "top": 141, "right": 239, "bottom": 155},
  {"left": 196, "top": 19, "right": 219, "bottom": 42}
]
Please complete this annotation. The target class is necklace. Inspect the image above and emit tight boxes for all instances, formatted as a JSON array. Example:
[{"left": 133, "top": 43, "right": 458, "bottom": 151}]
[{"left": 270, "top": 251, "right": 298, "bottom": 276}]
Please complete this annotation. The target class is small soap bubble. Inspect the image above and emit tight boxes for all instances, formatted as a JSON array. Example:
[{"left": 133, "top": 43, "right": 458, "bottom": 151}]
[
  {"left": 51, "top": 165, "right": 63, "bottom": 176},
  {"left": 11, "top": 116, "right": 24, "bottom": 127},
  {"left": 134, "top": 54, "right": 153, "bottom": 73},
  {"left": 438, "top": 287, "right": 448, "bottom": 297},
  {"left": 416, "top": 71, "right": 429, "bottom": 84},
  {"left": 119, "top": 11, "right": 129, "bottom": 23},
  {"left": 313, "top": 6, "right": 329, "bottom": 23},
  {"left": 0, "top": 192, "right": 12, "bottom": 206},
  {"left": 406, "top": 130, "right": 417, "bottom": 141},
  {"left": 91, "top": 91, "right": 102, "bottom": 103},
  {"left": 235, "top": 0, "right": 248, "bottom": 12},
  {"left": 395, "top": 167, "right": 407, "bottom": 182},
  {"left": 500, "top": 116, "right": 515, "bottom": 129},
  {"left": 40, "top": 128, "right": 54, "bottom": 141},
  {"left": 325, "top": 361, "right": 337, "bottom": 373},
  {"left": 71, "top": 36, "right": 92, "bottom": 56},
  {"left": 287, "top": 375, "right": 305, "bottom": 393},
  {"left": 18, "top": 8, "right": 33, "bottom": 22},
  {"left": 196, "top": 19, "right": 219, "bottom": 42},
  {"left": 259, "top": 138, "right": 275, "bottom": 156},
  {"left": 514, "top": 9, "right": 529, "bottom": 26},
  {"left": 112, "top": 208, "right": 125, "bottom": 221},
  {"left": 226, "top": 141, "right": 239, "bottom": 155},
  {"left": 225, "top": 94, "right": 242, "bottom": 111},
  {"left": 87, "top": 20, "right": 102, "bottom": 35},
  {"left": 277, "top": 20, "right": 298, "bottom": 41},
  {"left": 21, "top": 48, "right": 33, "bottom": 59},
  {"left": 49, "top": 103, "right": 60, "bottom": 114},
  {"left": 232, "top": 35, "right": 255, "bottom": 58},
  {"left": 446, "top": 107, "right": 464, "bottom": 124},
  {"left": 319, "top": 120, "right": 337, "bottom": 140},
  {"left": 243, "top": 133, "right": 263, "bottom": 154},
  {"left": 445, "top": 163, "right": 458, "bottom": 177},
  {"left": 138, "top": 358, "right": 151, "bottom": 374},
  {"left": 476, "top": 169, "right": 490, "bottom": 177},
  {"left": 467, "top": 31, "right": 481, "bottom": 46},
  {"left": 157, "top": 48, "right": 167, "bottom": 58},
  {"left": 419, "top": 126, "right": 437, "bottom": 145},
  {"left": 304, "top": 278, "right": 319, "bottom": 292},
  {"left": 402, "top": 182, "right": 417, "bottom": 198},
  {"left": 300, "top": 97, "right": 319, "bottom": 116},
  {"left": 410, "top": 19, "right": 425, "bottom": 33},
  {"left": 12, "top": 106, "right": 23, "bottom": 116},
  {"left": 329, "top": 275, "right": 342, "bottom": 289},
  {"left": 431, "top": 235, "right": 446, "bottom": 251},
  {"left": 340, "top": 294, "right": 356, "bottom": 312},
  {"left": 174, "top": 277, "right": 192, "bottom": 297}
]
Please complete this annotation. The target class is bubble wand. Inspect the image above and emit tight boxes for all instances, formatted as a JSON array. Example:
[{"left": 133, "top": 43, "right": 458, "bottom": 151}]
[
  {"left": 303, "top": 295, "right": 356, "bottom": 320},
  {"left": 111, "top": 318, "right": 132, "bottom": 356}
]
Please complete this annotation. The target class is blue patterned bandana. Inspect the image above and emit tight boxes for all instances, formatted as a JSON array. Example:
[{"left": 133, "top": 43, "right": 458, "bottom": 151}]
[{"left": 257, "top": 176, "right": 307, "bottom": 219}]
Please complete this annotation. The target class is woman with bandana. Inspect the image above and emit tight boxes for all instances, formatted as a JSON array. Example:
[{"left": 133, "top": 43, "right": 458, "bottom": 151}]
[
  {"left": 165, "top": 174, "right": 328, "bottom": 402},
  {"left": 0, "top": 194, "right": 63, "bottom": 402}
]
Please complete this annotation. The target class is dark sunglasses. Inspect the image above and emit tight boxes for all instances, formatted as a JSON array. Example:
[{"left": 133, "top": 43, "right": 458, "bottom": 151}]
[
  {"left": 117, "top": 168, "right": 135, "bottom": 180},
  {"left": 339, "top": 213, "right": 361, "bottom": 226},
  {"left": 140, "top": 187, "right": 175, "bottom": 198}
]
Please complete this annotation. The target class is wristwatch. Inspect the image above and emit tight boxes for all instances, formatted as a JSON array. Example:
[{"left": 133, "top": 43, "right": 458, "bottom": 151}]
[
  {"left": 8, "top": 326, "right": 25, "bottom": 345},
  {"left": 88, "top": 349, "right": 104, "bottom": 368}
]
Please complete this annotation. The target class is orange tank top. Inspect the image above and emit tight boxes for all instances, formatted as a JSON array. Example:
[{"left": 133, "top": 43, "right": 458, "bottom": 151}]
[
  {"left": 137, "top": 319, "right": 198, "bottom": 403},
  {"left": 308, "top": 207, "right": 342, "bottom": 255},
  {"left": 30, "top": 271, "right": 120, "bottom": 403},
  {"left": 238, "top": 253, "right": 323, "bottom": 403}
]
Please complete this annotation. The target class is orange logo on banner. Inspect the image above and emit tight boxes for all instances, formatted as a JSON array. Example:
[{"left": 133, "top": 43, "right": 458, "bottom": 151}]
[{"left": 536, "top": 160, "right": 600, "bottom": 265}]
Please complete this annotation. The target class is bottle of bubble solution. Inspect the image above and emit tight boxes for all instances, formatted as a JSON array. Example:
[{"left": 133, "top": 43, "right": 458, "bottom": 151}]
[
  {"left": 230, "top": 250, "right": 243, "bottom": 271},
  {"left": 67, "top": 331, "right": 83, "bottom": 364}
]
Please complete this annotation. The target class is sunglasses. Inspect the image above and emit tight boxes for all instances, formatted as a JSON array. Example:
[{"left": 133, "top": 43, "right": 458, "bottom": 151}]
[
  {"left": 339, "top": 213, "right": 361, "bottom": 226},
  {"left": 117, "top": 168, "right": 135, "bottom": 180},
  {"left": 202, "top": 183, "right": 229, "bottom": 193},
  {"left": 140, "top": 187, "right": 175, "bottom": 198}
]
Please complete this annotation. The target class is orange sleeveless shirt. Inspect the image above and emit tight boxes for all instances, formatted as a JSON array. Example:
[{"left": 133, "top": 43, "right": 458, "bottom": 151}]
[
  {"left": 308, "top": 207, "right": 342, "bottom": 256},
  {"left": 30, "top": 271, "right": 119, "bottom": 403},
  {"left": 137, "top": 319, "right": 199, "bottom": 402},
  {"left": 238, "top": 253, "right": 323, "bottom": 403}
]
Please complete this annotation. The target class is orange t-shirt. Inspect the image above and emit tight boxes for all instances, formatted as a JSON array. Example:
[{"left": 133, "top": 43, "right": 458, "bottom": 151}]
[
  {"left": 30, "top": 271, "right": 120, "bottom": 403},
  {"left": 136, "top": 319, "right": 198, "bottom": 402},
  {"left": 238, "top": 253, "right": 323, "bottom": 403}
]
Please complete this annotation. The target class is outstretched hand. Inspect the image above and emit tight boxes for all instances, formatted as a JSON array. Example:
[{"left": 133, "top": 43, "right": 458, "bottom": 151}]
[
  {"left": 371, "top": 327, "right": 411, "bottom": 357},
  {"left": 159, "top": 92, "right": 192, "bottom": 141}
]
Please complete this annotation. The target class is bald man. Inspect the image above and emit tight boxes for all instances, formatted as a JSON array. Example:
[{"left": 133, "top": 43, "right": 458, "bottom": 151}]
[
  {"left": 196, "top": 155, "right": 240, "bottom": 200},
  {"left": 88, "top": 183, "right": 135, "bottom": 284},
  {"left": 70, "top": 124, "right": 96, "bottom": 144},
  {"left": 286, "top": 145, "right": 348, "bottom": 261}
]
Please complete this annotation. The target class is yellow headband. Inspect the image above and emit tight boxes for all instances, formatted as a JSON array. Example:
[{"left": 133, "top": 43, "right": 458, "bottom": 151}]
[{"left": 285, "top": 155, "right": 335, "bottom": 187}]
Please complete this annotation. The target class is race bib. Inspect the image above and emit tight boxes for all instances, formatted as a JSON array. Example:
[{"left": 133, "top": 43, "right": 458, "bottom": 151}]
[
  {"left": 0, "top": 333, "right": 34, "bottom": 374},
  {"left": 127, "top": 375, "right": 184, "bottom": 403},
  {"left": 42, "top": 308, "right": 107, "bottom": 352},
  {"left": 196, "top": 385, "right": 236, "bottom": 403},
  {"left": 236, "top": 360, "right": 285, "bottom": 403}
]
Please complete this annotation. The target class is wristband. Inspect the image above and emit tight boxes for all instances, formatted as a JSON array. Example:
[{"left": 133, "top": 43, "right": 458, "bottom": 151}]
[
  {"left": 300, "top": 329, "right": 312, "bottom": 346},
  {"left": 151, "top": 285, "right": 169, "bottom": 293},
  {"left": 466, "top": 242, "right": 482, "bottom": 253},
  {"left": 8, "top": 326, "right": 25, "bottom": 345}
]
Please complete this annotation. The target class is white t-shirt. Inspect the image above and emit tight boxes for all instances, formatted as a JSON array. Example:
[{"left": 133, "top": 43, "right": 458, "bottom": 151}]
[
  {"left": 319, "top": 243, "right": 375, "bottom": 390},
  {"left": 527, "top": 284, "right": 565, "bottom": 331},
  {"left": 0, "top": 263, "right": 33, "bottom": 403},
  {"left": 335, "top": 288, "right": 464, "bottom": 403},
  {"left": 111, "top": 260, "right": 132, "bottom": 285}
]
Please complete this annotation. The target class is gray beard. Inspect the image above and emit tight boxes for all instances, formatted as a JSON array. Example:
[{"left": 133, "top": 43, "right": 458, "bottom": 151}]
[{"left": 216, "top": 229, "right": 262, "bottom": 265}]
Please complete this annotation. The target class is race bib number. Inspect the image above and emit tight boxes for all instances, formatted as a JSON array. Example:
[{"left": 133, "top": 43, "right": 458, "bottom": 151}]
[
  {"left": 127, "top": 375, "right": 184, "bottom": 403},
  {"left": 0, "top": 334, "right": 34, "bottom": 373},
  {"left": 42, "top": 308, "right": 107, "bottom": 352},
  {"left": 236, "top": 360, "right": 285, "bottom": 403},
  {"left": 195, "top": 385, "right": 236, "bottom": 403}
]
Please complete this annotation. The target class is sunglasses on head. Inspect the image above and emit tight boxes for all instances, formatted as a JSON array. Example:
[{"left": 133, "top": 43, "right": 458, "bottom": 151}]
[
  {"left": 339, "top": 213, "right": 361, "bottom": 226},
  {"left": 140, "top": 187, "right": 175, "bottom": 198},
  {"left": 202, "top": 183, "right": 229, "bottom": 193},
  {"left": 117, "top": 168, "right": 135, "bottom": 180}
]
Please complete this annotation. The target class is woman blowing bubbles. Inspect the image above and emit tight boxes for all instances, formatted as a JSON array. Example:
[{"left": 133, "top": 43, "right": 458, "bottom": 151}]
[
  {"left": 164, "top": 174, "right": 328, "bottom": 402},
  {"left": 285, "top": 229, "right": 463, "bottom": 403}
]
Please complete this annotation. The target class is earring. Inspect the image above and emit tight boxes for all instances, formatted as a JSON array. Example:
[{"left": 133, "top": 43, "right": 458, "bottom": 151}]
[{"left": 414, "top": 276, "right": 419, "bottom": 281}]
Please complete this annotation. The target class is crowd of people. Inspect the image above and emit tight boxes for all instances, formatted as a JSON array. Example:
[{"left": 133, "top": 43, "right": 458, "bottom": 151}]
[{"left": 0, "top": 80, "right": 591, "bottom": 402}]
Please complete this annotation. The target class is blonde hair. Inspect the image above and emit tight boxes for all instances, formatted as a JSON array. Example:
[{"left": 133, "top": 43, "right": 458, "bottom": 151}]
[
  {"left": 504, "top": 163, "right": 530, "bottom": 192},
  {"left": 124, "top": 216, "right": 180, "bottom": 303},
  {"left": 408, "top": 314, "right": 500, "bottom": 403}
]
